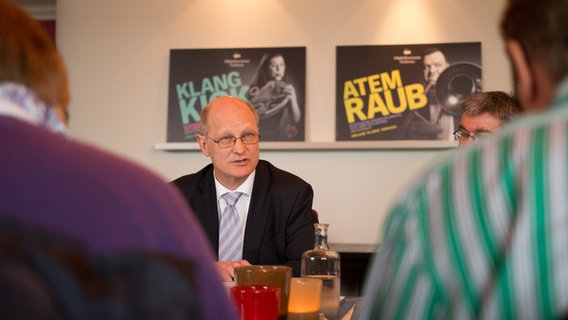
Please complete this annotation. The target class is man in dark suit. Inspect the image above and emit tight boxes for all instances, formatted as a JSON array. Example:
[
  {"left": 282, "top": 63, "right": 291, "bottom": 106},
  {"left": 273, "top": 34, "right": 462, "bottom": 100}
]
[{"left": 172, "top": 95, "right": 317, "bottom": 281}]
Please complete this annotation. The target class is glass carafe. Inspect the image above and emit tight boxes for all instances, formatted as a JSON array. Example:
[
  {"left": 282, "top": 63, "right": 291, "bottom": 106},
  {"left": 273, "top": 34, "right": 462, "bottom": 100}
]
[{"left": 301, "top": 223, "right": 341, "bottom": 320}]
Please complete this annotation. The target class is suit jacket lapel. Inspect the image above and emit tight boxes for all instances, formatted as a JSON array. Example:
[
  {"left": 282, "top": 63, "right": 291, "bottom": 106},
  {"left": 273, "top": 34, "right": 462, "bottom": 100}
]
[
  {"left": 243, "top": 161, "right": 271, "bottom": 262},
  {"left": 193, "top": 167, "right": 220, "bottom": 255}
]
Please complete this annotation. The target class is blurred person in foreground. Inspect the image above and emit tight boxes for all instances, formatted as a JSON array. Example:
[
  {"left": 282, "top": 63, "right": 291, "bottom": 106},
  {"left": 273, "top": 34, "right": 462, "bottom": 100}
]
[
  {"left": 359, "top": 0, "right": 568, "bottom": 318},
  {"left": 453, "top": 91, "right": 521, "bottom": 147},
  {"left": 0, "top": 1, "right": 236, "bottom": 319},
  {"left": 172, "top": 95, "right": 317, "bottom": 281}
]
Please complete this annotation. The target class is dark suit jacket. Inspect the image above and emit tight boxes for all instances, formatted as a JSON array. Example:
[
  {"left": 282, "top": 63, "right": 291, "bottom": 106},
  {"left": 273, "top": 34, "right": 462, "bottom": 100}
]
[{"left": 172, "top": 160, "right": 318, "bottom": 276}]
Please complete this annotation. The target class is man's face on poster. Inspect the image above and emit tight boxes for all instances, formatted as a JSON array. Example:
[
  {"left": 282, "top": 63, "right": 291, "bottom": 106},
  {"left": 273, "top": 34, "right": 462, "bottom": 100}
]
[{"left": 423, "top": 51, "right": 450, "bottom": 85}]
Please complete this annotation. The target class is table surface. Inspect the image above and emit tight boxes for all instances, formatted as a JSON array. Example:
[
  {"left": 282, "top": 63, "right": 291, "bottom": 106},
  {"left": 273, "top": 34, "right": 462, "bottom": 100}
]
[{"left": 340, "top": 296, "right": 363, "bottom": 320}]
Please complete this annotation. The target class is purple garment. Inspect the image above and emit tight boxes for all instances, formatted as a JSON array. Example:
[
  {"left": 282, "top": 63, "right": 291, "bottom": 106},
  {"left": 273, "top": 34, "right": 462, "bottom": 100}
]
[{"left": 0, "top": 116, "right": 237, "bottom": 320}]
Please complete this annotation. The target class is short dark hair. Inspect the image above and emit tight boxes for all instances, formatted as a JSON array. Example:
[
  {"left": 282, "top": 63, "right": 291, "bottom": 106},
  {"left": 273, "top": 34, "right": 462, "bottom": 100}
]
[
  {"left": 422, "top": 47, "right": 446, "bottom": 59},
  {"left": 500, "top": 0, "right": 568, "bottom": 85},
  {"left": 461, "top": 91, "right": 521, "bottom": 122}
]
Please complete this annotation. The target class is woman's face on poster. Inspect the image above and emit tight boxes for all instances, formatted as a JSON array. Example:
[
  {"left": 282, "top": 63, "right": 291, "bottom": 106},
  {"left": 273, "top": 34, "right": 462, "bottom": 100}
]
[{"left": 268, "top": 55, "right": 286, "bottom": 81}]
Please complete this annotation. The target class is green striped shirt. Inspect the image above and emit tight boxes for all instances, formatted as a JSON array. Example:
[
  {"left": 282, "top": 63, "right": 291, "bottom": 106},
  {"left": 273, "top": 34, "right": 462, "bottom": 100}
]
[{"left": 359, "top": 78, "right": 568, "bottom": 319}]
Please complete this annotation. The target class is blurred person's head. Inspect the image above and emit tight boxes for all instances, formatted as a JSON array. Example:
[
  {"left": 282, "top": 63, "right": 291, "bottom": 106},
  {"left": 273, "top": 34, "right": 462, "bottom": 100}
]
[
  {"left": 454, "top": 91, "right": 521, "bottom": 146},
  {"left": 501, "top": 0, "right": 568, "bottom": 112},
  {"left": 0, "top": 0, "right": 69, "bottom": 123},
  {"left": 423, "top": 48, "right": 450, "bottom": 85},
  {"left": 197, "top": 96, "right": 260, "bottom": 190}
]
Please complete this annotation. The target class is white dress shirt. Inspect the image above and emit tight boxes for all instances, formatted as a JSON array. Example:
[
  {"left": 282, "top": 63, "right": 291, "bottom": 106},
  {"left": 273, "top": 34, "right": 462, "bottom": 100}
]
[{"left": 214, "top": 170, "right": 255, "bottom": 260}]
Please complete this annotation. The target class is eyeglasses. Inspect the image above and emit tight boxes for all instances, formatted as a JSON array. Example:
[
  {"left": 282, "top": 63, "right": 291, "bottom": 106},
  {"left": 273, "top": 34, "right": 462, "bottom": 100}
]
[
  {"left": 210, "top": 133, "right": 260, "bottom": 148},
  {"left": 453, "top": 127, "right": 490, "bottom": 143}
]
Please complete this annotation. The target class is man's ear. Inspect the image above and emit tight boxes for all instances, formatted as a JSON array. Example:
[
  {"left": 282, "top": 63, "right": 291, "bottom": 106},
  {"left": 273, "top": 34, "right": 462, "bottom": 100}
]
[
  {"left": 197, "top": 134, "right": 210, "bottom": 157},
  {"left": 506, "top": 39, "right": 534, "bottom": 111}
]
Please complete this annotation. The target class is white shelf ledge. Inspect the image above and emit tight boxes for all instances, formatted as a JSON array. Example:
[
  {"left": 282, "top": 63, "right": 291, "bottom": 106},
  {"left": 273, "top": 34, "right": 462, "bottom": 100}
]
[{"left": 154, "top": 140, "right": 458, "bottom": 151}]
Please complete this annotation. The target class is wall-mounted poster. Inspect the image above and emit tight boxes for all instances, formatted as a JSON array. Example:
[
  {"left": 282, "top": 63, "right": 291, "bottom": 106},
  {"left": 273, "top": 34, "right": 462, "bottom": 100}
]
[
  {"left": 167, "top": 47, "right": 306, "bottom": 142},
  {"left": 336, "top": 42, "right": 482, "bottom": 141}
]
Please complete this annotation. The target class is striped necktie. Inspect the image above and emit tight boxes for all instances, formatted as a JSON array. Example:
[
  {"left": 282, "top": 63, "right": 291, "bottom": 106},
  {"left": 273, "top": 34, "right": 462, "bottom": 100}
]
[{"left": 219, "top": 192, "right": 243, "bottom": 261}]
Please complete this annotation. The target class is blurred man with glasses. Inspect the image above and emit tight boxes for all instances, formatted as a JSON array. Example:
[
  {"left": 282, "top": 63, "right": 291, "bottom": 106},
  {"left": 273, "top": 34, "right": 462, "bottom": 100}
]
[
  {"left": 453, "top": 91, "right": 521, "bottom": 147},
  {"left": 173, "top": 96, "right": 317, "bottom": 281}
]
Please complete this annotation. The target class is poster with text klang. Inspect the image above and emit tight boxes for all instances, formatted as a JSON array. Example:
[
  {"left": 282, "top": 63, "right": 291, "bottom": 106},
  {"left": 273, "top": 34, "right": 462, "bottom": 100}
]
[{"left": 167, "top": 47, "right": 306, "bottom": 142}]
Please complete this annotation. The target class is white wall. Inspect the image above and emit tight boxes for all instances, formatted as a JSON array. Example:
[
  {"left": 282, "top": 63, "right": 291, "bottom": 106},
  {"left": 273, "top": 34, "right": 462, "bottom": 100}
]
[{"left": 56, "top": 0, "right": 511, "bottom": 244}]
